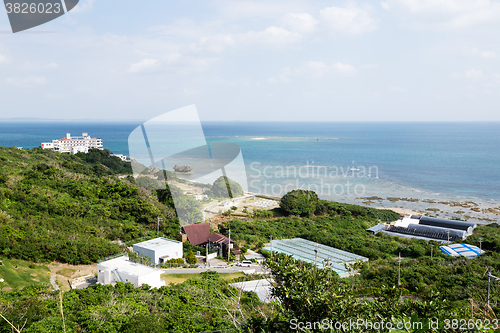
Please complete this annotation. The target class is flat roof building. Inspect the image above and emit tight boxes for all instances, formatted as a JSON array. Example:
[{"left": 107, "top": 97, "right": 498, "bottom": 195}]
[
  {"left": 41, "top": 132, "right": 103, "bottom": 154},
  {"left": 440, "top": 243, "right": 485, "bottom": 259},
  {"left": 97, "top": 255, "right": 164, "bottom": 288},
  {"left": 133, "top": 237, "right": 183, "bottom": 265}
]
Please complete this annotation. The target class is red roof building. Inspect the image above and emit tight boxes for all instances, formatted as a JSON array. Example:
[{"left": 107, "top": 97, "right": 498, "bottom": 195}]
[{"left": 182, "top": 223, "right": 210, "bottom": 246}]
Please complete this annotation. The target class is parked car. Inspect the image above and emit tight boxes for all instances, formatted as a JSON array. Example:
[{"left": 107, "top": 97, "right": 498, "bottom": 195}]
[{"left": 237, "top": 260, "right": 252, "bottom": 267}]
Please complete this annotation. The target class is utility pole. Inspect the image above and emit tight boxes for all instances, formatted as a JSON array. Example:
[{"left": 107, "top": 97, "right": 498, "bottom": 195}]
[
  {"left": 397, "top": 252, "right": 402, "bottom": 287},
  {"left": 157, "top": 217, "right": 163, "bottom": 236},
  {"left": 430, "top": 244, "right": 434, "bottom": 260},
  {"left": 270, "top": 235, "right": 273, "bottom": 258},
  {"left": 314, "top": 244, "right": 318, "bottom": 268},
  {"left": 206, "top": 242, "right": 209, "bottom": 268},
  {"left": 227, "top": 228, "right": 231, "bottom": 261},
  {"left": 488, "top": 267, "right": 492, "bottom": 307},
  {"left": 486, "top": 267, "right": 500, "bottom": 307},
  {"left": 479, "top": 238, "right": 483, "bottom": 250}
]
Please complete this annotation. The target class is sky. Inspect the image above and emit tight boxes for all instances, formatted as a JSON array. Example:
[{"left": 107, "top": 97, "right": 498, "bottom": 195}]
[{"left": 1, "top": 0, "right": 500, "bottom": 122}]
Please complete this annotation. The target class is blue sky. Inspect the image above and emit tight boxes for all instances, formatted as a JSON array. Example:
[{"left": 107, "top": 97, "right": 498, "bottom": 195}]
[{"left": 1, "top": 0, "right": 500, "bottom": 122}]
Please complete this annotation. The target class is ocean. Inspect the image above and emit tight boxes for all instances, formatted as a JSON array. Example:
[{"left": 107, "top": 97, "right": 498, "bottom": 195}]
[{"left": 1, "top": 121, "right": 499, "bottom": 221}]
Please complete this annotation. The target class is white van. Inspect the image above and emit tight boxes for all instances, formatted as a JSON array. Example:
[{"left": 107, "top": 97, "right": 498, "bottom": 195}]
[{"left": 238, "top": 260, "right": 252, "bottom": 267}]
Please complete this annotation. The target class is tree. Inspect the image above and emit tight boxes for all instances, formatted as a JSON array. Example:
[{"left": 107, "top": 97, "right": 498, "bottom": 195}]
[
  {"left": 168, "top": 186, "right": 203, "bottom": 224},
  {"left": 280, "top": 189, "right": 319, "bottom": 217},
  {"left": 211, "top": 176, "right": 244, "bottom": 198},
  {"left": 135, "top": 176, "right": 160, "bottom": 190},
  {"left": 186, "top": 250, "right": 197, "bottom": 265}
]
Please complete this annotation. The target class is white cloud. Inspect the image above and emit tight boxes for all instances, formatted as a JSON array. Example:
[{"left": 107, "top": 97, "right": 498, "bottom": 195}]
[
  {"left": 243, "top": 26, "right": 302, "bottom": 45},
  {"left": 47, "top": 62, "right": 58, "bottom": 68},
  {"left": 268, "top": 74, "right": 291, "bottom": 83},
  {"left": 0, "top": 54, "right": 7, "bottom": 63},
  {"left": 382, "top": 0, "right": 500, "bottom": 29},
  {"left": 296, "top": 60, "right": 357, "bottom": 78},
  {"left": 69, "top": 0, "right": 96, "bottom": 13},
  {"left": 464, "top": 46, "right": 497, "bottom": 58},
  {"left": 451, "top": 69, "right": 486, "bottom": 79},
  {"left": 281, "top": 13, "right": 318, "bottom": 33},
  {"left": 320, "top": 2, "right": 378, "bottom": 35},
  {"left": 199, "top": 26, "right": 301, "bottom": 53},
  {"left": 128, "top": 58, "right": 159, "bottom": 73},
  {"left": 332, "top": 62, "right": 357, "bottom": 74},
  {"left": 465, "top": 69, "right": 485, "bottom": 79},
  {"left": 199, "top": 34, "right": 235, "bottom": 53},
  {"left": 215, "top": 0, "right": 309, "bottom": 20},
  {"left": 6, "top": 76, "right": 47, "bottom": 85}
]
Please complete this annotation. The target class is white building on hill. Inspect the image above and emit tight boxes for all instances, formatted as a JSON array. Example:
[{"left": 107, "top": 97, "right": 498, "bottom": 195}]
[
  {"left": 97, "top": 255, "right": 164, "bottom": 288},
  {"left": 133, "top": 237, "right": 183, "bottom": 265},
  {"left": 41, "top": 132, "right": 103, "bottom": 154}
]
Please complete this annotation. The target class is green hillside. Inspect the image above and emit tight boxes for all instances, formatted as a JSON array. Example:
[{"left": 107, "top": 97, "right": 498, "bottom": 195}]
[{"left": 0, "top": 147, "right": 179, "bottom": 264}]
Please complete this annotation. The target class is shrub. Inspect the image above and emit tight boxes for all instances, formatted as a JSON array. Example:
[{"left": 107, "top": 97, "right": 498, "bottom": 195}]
[
  {"left": 185, "top": 251, "right": 197, "bottom": 265},
  {"left": 280, "top": 190, "right": 319, "bottom": 217}
]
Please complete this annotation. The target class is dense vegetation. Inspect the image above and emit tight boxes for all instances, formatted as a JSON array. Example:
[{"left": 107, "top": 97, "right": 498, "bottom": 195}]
[
  {"left": 223, "top": 199, "right": 500, "bottom": 313},
  {"left": 210, "top": 175, "right": 244, "bottom": 198},
  {"left": 1, "top": 146, "right": 500, "bottom": 332},
  {"left": 0, "top": 253, "right": 497, "bottom": 332},
  {"left": 279, "top": 189, "right": 319, "bottom": 216},
  {"left": 0, "top": 147, "right": 179, "bottom": 264},
  {"left": 0, "top": 271, "right": 264, "bottom": 333}
]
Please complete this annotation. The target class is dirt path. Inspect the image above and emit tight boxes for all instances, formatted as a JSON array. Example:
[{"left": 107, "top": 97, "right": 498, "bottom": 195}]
[{"left": 48, "top": 262, "right": 97, "bottom": 291}]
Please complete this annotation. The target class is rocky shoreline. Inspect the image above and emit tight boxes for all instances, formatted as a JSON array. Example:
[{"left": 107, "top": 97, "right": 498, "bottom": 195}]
[{"left": 356, "top": 195, "right": 500, "bottom": 224}]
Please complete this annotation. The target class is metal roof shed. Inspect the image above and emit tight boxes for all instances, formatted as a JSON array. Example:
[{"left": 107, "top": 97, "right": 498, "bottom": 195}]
[
  {"left": 418, "top": 216, "right": 476, "bottom": 235},
  {"left": 262, "top": 238, "right": 368, "bottom": 278},
  {"left": 366, "top": 224, "right": 387, "bottom": 234}
]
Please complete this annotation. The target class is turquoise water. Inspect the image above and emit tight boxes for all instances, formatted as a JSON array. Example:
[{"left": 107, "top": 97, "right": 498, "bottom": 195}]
[{"left": 1, "top": 121, "right": 499, "bottom": 204}]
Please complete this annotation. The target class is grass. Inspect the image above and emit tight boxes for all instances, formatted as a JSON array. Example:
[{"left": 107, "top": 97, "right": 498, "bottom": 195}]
[
  {"left": 161, "top": 272, "right": 245, "bottom": 285},
  {"left": 0, "top": 256, "right": 50, "bottom": 290},
  {"left": 56, "top": 268, "right": 76, "bottom": 278},
  {"left": 56, "top": 276, "right": 72, "bottom": 292}
]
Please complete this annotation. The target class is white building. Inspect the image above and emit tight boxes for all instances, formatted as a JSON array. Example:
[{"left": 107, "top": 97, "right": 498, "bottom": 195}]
[
  {"left": 133, "top": 237, "right": 183, "bottom": 265},
  {"left": 193, "top": 194, "right": 208, "bottom": 201},
  {"left": 41, "top": 132, "right": 103, "bottom": 154},
  {"left": 97, "top": 255, "right": 164, "bottom": 288},
  {"left": 110, "top": 153, "right": 131, "bottom": 162}
]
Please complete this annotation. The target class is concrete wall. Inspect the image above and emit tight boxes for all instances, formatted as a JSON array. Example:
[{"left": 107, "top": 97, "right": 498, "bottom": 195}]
[
  {"left": 132, "top": 246, "right": 156, "bottom": 264},
  {"left": 133, "top": 240, "right": 183, "bottom": 264},
  {"left": 137, "top": 272, "right": 164, "bottom": 288}
]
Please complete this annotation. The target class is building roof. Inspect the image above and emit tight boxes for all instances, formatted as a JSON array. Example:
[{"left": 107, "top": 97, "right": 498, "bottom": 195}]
[
  {"left": 182, "top": 223, "right": 210, "bottom": 246},
  {"left": 366, "top": 224, "right": 387, "bottom": 233},
  {"left": 262, "top": 238, "right": 368, "bottom": 277},
  {"left": 231, "top": 250, "right": 241, "bottom": 255},
  {"left": 440, "top": 243, "right": 485, "bottom": 259},
  {"left": 133, "top": 237, "right": 181, "bottom": 250},
  {"left": 208, "top": 233, "right": 235, "bottom": 245},
  {"left": 244, "top": 253, "right": 266, "bottom": 261},
  {"left": 231, "top": 279, "right": 274, "bottom": 303},
  {"left": 98, "top": 256, "right": 160, "bottom": 277}
]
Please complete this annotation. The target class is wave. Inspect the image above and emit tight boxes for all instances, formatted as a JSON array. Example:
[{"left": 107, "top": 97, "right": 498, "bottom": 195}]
[{"left": 206, "top": 135, "right": 340, "bottom": 140}]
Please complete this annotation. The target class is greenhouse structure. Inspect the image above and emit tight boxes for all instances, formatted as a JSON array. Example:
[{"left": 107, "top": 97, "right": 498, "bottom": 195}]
[{"left": 263, "top": 238, "right": 368, "bottom": 278}]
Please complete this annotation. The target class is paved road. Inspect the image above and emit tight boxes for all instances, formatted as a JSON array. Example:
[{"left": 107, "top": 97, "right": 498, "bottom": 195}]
[
  {"left": 162, "top": 264, "right": 269, "bottom": 274},
  {"left": 49, "top": 274, "right": 59, "bottom": 290}
]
